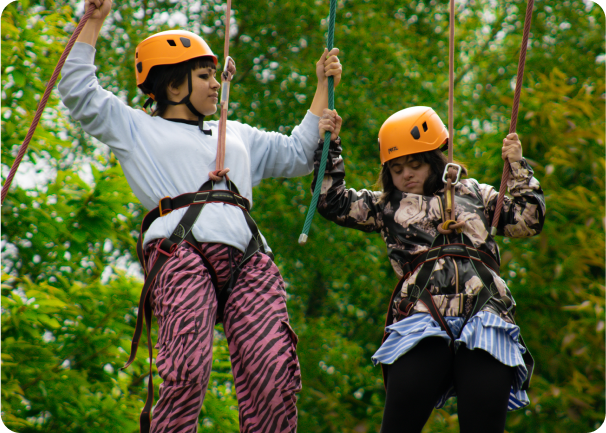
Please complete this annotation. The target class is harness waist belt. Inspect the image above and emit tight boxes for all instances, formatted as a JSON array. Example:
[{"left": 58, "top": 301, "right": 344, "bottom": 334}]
[
  {"left": 404, "top": 242, "right": 500, "bottom": 276},
  {"left": 158, "top": 189, "right": 249, "bottom": 217}
]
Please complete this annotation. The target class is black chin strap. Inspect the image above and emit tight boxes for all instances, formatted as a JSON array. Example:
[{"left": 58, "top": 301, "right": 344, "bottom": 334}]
[{"left": 146, "top": 70, "right": 213, "bottom": 136}]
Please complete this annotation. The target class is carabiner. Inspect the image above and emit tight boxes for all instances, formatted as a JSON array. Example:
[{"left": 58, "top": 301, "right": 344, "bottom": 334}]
[{"left": 442, "top": 163, "right": 462, "bottom": 186}]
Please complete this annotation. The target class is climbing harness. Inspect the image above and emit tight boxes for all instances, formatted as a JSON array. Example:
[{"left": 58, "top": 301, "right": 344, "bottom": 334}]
[
  {"left": 0, "top": 3, "right": 96, "bottom": 205},
  {"left": 381, "top": 0, "right": 536, "bottom": 390},
  {"left": 298, "top": 0, "right": 337, "bottom": 245},
  {"left": 491, "top": 0, "right": 535, "bottom": 236},
  {"left": 122, "top": 178, "right": 270, "bottom": 433}
]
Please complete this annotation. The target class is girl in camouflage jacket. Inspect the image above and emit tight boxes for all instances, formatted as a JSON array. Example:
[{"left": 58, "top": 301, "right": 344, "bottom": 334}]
[{"left": 313, "top": 107, "right": 545, "bottom": 433}]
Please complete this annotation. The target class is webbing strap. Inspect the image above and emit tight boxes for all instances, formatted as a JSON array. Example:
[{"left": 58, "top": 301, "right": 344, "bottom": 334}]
[{"left": 397, "top": 233, "right": 509, "bottom": 344}]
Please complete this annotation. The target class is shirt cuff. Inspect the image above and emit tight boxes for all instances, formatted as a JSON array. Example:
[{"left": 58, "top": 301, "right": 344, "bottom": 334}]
[
  {"left": 509, "top": 159, "right": 532, "bottom": 180},
  {"left": 68, "top": 41, "right": 97, "bottom": 64}
]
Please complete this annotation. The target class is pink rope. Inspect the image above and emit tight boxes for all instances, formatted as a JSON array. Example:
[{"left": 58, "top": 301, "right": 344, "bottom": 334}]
[
  {"left": 1, "top": 4, "right": 96, "bottom": 204},
  {"left": 491, "top": 0, "right": 535, "bottom": 234},
  {"left": 209, "top": 0, "right": 232, "bottom": 182}
]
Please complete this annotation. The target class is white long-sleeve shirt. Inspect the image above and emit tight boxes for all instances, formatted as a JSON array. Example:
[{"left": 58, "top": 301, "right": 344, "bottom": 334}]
[{"left": 59, "top": 42, "right": 320, "bottom": 252}]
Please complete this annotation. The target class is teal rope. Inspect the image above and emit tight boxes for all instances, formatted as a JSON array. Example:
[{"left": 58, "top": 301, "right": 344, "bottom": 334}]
[{"left": 298, "top": 0, "right": 337, "bottom": 245}]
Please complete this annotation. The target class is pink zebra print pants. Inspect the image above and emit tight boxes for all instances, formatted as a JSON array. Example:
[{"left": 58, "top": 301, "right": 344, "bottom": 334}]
[{"left": 145, "top": 240, "right": 302, "bottom": 433}]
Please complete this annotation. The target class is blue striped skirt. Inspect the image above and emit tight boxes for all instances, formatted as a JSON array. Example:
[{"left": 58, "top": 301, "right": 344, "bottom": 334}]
[{"left": 372, "top": 312, "right": 529, "bottom": 411}]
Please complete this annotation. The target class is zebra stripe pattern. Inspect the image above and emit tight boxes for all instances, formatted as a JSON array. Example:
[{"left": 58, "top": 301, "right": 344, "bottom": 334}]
[
  {"left": 145, "top": 240, "right": 301, "bottom": 433},
  {"left": 372, "top": 312, "right": 530, "bottom": 411}
]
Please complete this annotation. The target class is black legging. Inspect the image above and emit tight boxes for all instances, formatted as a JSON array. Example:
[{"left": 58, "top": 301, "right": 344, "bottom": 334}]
[{"left": 380, "top": 337, "right": 516, "bottom": 433}]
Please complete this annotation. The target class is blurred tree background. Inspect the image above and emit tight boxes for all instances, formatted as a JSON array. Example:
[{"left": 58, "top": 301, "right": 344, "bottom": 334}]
[{"left": 1, "top": 0, "right": 604, "bottom": 432}]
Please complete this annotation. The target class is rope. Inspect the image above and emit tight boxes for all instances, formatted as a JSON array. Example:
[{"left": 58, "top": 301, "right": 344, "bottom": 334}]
[
  {"left": 0, "top": 4, "right": 96, "bottom": 205},
  {"left": 437, "top": 0, "right": 464, "bottom": 235},
  {"left": 209, "top": 0, "right": 233, "bottom": 182},
  {"left": 298, "top": 0, "right": 337, "bottom": 245},
  {"left": 490, "top": 0, "right": 535, "bottom": 236}
]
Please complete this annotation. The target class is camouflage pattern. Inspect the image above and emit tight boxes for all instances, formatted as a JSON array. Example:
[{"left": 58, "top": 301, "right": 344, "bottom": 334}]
[{"left": 311, "top": 139, "right": 546, "bottom": 324}]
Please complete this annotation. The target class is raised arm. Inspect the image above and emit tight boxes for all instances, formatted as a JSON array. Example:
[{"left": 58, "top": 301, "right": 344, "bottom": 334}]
[
  {"left": 245, "top": 50, "right": 341, "bottom": 181},
  {"left": 481, "top": 133, "right": 546, "bottom": 237},
  {"left": 59, "top": 0, "right": 141, "bottom": 160},
  {"left": 311, "top": 109, "right": 382, "bottom": 233},
  {"left": 77, "top": 0, "right": 112, "bottom": 47}
]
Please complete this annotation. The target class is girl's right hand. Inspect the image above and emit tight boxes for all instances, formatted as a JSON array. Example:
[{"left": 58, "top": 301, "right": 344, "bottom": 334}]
[
  {"left": 319, "top": 108, "right": 342, "bottom": 140},
  {"left": 84, "top": 0, "right": 112, "bottom": 21}
]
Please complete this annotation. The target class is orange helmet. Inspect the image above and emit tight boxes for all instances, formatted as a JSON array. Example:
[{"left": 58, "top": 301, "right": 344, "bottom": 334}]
[
  {"left": 135, "top": 30, "right": 218, "bottom": 92},
  {"left": 378, "top": 106, "right": 448, "bottom": 164}
]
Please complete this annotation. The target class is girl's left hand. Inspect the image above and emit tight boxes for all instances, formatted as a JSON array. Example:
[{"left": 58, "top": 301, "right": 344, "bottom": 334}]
[
  {"left": 222, "top": 58, "right": 236, "bottom": 81},
  {"left": 319, "top": 108, "right": 342, "bottom": 140},
  {"left": 502, "top": 133, "right": 523, "bottom": 162},
  {"left": 316, "top": 48, "right": 342, "bottom": 88}
]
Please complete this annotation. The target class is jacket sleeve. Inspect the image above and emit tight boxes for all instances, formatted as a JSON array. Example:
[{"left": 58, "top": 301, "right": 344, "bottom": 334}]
[
  {"left": 243, "top": 111, "right": 321, "bottom": 185},
  {"left": 310, "top": 138, "right": 382, "bottom": 233},
  {"left": 478, "top": 158, "right": 546, "bottom": 237},
  {"left": 58, "top": 42, "right": 141, "bottom": 161}
]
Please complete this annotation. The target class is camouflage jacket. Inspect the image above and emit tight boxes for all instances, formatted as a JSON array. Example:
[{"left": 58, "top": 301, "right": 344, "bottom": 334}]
[{"left": 311, "top": 139, "right": 546, "bottom": 324}]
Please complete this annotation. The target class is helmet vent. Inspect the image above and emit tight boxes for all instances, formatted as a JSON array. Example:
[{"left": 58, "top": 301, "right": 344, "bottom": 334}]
[
  {"left": 180, "top": 37, "right": 191, "bottom": 47},
  {"left": 411, "top": 126, "right": 421, "bottom": 140},
  {"left": 167, "top": 39, "right": 177, "bottom": 47},
  {"left": 136, "top": 62, "right": 143, "bottom": 73},
  {"left": 422, "top": 122, "right": 428, "bottom": 132}
]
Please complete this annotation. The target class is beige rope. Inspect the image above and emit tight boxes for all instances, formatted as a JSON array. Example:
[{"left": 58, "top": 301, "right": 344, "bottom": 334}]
[{"left": 438, "top": 0, "right": 464, "bottom": 235}]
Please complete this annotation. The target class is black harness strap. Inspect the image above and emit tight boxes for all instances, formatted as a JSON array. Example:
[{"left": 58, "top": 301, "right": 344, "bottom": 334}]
[
  {"left": 397, "top": 234, "right": 505, "bottom": 343},
  {"left": 123, "top": 179, "right": 269, "bottom": 433}
]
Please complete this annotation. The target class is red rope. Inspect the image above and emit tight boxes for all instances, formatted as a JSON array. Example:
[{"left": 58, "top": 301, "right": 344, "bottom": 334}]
[
  {"left": 490, "top": 0, "right": 535, "bottom": 235},
  {"left": 1, "top": 4, "right": 96, "bottom": 205}
]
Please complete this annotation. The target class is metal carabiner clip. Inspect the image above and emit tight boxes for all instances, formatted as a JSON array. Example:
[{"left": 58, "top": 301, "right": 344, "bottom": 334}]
[{"left": 442, "top": 163, "right": 462, "bottom": 186}]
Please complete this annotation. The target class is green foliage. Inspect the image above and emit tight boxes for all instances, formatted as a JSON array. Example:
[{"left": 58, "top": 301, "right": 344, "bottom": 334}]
[{"left": 2, "top": 0, "right": 604, "bottom": 432}]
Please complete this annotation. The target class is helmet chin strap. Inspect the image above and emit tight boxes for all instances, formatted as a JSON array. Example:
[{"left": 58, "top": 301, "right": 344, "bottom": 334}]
[{"left": 156, "top": 70, "right": 213, "bottom": 135}]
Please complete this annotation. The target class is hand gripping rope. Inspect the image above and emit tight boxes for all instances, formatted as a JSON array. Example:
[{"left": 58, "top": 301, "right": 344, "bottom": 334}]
[
  {"left": 298, "top": 0, "right": 337, "bottom": 245},
  {"left": 209, "top": 0, "right": 234, "bottom": 182},
  {"left": 438, "top": 0, "right": 535, "bottom": 237},
  {"left": 490, "top": 0, "right": 535, "bottom": 236},
  {"left": 0, "top": 4, "right": 96, "bottom": 205}
]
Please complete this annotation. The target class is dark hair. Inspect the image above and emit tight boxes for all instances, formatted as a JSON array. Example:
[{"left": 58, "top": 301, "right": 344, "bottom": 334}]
[
  {"left": 376, "top": 145, "right": 468, "bottom": 203},
  {"left": 140, "top": 56, "right": 217, "bottom": 117}
]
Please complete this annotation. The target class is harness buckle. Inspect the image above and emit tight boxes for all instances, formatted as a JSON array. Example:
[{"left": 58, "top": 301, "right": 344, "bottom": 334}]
[
  {"left": 234, "top": 194, "right": 246, "bottom": 209},
  {"left": 409, "top": 285, "right": 421, "bottom": 302},
  {"left": 159, "top": 196, "right": 172, "bottom": 216},
  {"left": 156, "top": 239, "right": 177, "bottom": 257},
  {"left": 442, "top": 163, "right": 462, "bottom": 186},
  {"left": 194, "top": 192, "right": 210, "bottom": 203}
]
